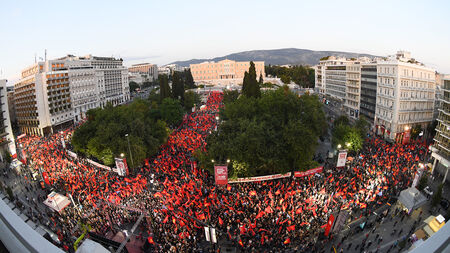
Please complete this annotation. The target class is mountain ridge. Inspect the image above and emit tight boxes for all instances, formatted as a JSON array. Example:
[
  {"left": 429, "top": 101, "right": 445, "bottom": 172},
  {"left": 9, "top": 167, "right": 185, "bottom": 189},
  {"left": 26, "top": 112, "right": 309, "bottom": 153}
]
[{"left": 170, "top": 48, "right": 378, "bottom": 67}]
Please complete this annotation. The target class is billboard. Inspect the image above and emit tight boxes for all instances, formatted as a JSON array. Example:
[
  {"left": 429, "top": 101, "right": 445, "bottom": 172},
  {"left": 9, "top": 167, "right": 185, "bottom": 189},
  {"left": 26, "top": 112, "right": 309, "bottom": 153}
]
[
  {"left": 336, "top": 151, "right": 347, "bottom": 168},
  {"left": 228, "top": 172, "right": 291, "bottom": 184},
  {"left": 115, "top": 158, "right": 128, "bottom": 177},
  {"left": 214, "top": 165, "right": 228, "bottom": 185}
]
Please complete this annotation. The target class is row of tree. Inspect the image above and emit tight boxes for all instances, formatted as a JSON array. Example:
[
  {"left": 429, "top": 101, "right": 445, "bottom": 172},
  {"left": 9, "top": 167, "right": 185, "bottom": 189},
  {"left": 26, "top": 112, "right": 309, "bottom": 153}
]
[
  {"left": 265, "top": 65, "right": 315, "bottom": 88},
  {"left": 72, "top": 99, "right": 170, "bottom": 167},
  {"left": 129, "top": 69, "right": 195, "bottom": 93}
]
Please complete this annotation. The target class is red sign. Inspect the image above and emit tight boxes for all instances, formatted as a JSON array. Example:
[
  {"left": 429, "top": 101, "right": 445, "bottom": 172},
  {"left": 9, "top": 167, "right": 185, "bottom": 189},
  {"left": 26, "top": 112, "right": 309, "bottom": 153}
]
[
  {"left": 325, "top": 214, "right": 335, "bottom": 236},
  {"left": 214, "top": 165, "right": 228, "bottom": 185},
  {"left": 403, "top": 130, "right": 410, "bottom": 144},
  {"left": 294, "top": 166, "right": 324, "bottom": 178}
]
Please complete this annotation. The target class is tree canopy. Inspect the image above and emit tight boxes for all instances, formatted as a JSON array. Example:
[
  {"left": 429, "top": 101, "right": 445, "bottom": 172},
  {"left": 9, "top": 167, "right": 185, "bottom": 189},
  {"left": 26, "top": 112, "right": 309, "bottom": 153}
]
[
  {"left": 159, "top": 74, "right": 171, "bottom": 101},
  {"left": 71, "top": 99, "right": 169, "bottom": 167},
  {"left": 171, "top": 71, "right": 185, "bottom": 101},
  {"left": 332, "top": 115, "right": 368, "bottom": 152},
  {"left": 265, "top": 65, "right": 315, "bottom": 88},
  {"left": 129, "top": 81, "right": 139, "bottom": 93},
  {"left": 160, "top": 98, "right": 184, "bottom": 127},
  {"left": 202, "top": 88, "right": 326, "bottom": 177}
]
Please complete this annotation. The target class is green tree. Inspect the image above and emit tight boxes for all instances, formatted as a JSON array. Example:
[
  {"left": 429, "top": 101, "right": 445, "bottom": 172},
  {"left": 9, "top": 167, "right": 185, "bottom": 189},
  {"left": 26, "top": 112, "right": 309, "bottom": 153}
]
[
  {"left": 334, "top": 115, "right": 350, "bottom": 127},
  {"left": 184, "top": 69, "right": 195, "bottom": 89},
  {"left": 184, "top": 90, "right": 200, "bottom": 112},
  {"left": 159, "top": 74, "right": 171, "bottom": 101},
  {"left": 223, "top": 90, "right": 239, "bottom": 105},
  {"left": 3, "top": 149, "right": 11, "bottom": 163},
  {"left": 344, "top": 127, "right": 364, "bottom": 152},
  {"left": 72, "top": 99, "right": 168, "bottom": 167},
  {"left": 129, "top": 81, "right": 139, "bottom": 93},
  {"left": 259, "top": 73, "right": 263, "bottom": 85},
  {"left": 160, "top": 98, "right": 184, "bottom": 127},
  {"left": 417, "top": 173, "right": 428, "bottom": 191},
  {"left": 6, "top": 186, "right": 14, "bottom": 201},
  {"left": 355, "top": 116, "right": 370, "bottom": 138},
  {"left": 206, "top": 88, "right": 325, "bottom": 176},
  {"left": 172, "top": 71, "right": 185, "bottom": 102},
  {"left": 410, "top": 125, "right": 422, "bottom": 140},
  {"left": 432, "top": 183, "right": 443, "bottom": 207},
  {"left": 242, "top": 61, "right": 261, "bottom": 98},
  {"left": 280, "top": 75, "right": 291, "bottom": 84}
]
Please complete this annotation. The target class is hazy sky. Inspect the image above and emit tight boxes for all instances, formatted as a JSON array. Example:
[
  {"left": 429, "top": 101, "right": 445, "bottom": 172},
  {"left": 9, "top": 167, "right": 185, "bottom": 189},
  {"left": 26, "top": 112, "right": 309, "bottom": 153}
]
[{"left": 1, "top": 0, "right": 449, "bottom": 83}]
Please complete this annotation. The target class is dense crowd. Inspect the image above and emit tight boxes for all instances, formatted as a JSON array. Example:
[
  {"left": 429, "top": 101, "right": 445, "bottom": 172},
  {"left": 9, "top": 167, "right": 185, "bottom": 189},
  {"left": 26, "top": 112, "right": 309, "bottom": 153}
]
[{"left": 13, "top": 91, "right": 427, "bottom": 252}]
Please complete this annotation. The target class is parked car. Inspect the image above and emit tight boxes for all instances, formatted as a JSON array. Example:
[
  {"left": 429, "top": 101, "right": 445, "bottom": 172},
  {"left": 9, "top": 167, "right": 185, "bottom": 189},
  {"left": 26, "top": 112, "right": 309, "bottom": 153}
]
[
  {"left": 423, "top": 186, "right": 433, "bottom": 197},
  {"left": 440, "top": 199, "right": 450, "bottom": 210}
]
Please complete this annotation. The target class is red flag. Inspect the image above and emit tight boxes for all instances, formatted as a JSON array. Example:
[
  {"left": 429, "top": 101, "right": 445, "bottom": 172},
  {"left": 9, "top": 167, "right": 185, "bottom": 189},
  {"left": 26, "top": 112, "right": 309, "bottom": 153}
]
[
  {"left": 249, "top": 190, "right": 257, "bottom": 196},
  {"left": 218, "top": 217, "right": 223, "bottom": 226},
  {"left": 238, "top": 239, "right": 244, "bottom": 247},
  {"left": 240, "top": 225, "right": 246, "bottom": 235},
  {"left": 255, "top": 211, "right": 265, "bottom": 219},
  {"left": 147, "top": 237, "right": 155, "bottom": 244},
  {"left": 227, "top": 184, "right": 231, "bottom": 191},
  {"left": 287, "top": 225, "right": 295, "bottom": 232},
  {"left": 163, "top": 215, "right": 169, "bottom": 223},
  {"left": 275, "top": 189, "right": 281, "bottom": 195},
  {"left": 284, "top": 238, "right": 291, "bottom": 244}
]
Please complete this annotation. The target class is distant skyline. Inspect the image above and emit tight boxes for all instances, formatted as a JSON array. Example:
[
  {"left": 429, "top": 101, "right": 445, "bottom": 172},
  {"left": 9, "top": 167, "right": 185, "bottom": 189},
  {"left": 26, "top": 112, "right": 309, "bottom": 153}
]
[{"left": 1, "top": 0, "right": 449, "bottom": 84}]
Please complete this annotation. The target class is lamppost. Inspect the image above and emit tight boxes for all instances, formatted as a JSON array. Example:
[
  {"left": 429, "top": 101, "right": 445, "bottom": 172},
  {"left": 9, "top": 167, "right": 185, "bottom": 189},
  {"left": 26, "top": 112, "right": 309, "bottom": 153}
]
[{"left": 125, "top": 134, "right": 134, "bottom": 169}]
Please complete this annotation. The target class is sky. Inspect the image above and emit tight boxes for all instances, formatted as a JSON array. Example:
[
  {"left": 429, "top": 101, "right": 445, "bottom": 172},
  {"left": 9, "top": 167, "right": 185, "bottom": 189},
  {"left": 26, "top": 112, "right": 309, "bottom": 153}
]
[{"left": 1, "top": 0, "right": 449, "bottom": 83}]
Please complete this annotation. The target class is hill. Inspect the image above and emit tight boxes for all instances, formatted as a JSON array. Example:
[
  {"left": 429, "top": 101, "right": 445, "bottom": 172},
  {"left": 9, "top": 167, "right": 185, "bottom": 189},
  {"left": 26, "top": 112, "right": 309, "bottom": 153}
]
[{"left": 170, "top": 48, "right": 378, "bottom": 67}]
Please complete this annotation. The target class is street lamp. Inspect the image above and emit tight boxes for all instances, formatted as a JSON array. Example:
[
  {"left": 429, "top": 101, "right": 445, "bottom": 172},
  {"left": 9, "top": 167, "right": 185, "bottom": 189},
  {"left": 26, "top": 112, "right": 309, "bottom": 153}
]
[
  {"left": 404, "top": 126, "right": 410, "bottom": 131},
  {"left": 125, "top": 134, "right": 134, "bottom": 168},
  {"left": 346, "top": 142, "right": 351, "bottom": 148},
  {"left": 226, "top": 159, "right": 230, "bottom": 163},
  {"left": 211, "top": 159, "right": 215, "bottom": 163},
  {"left": 215, "top": 116, "right": 219, "bottom": 121},
  {"left": 337, "top": 144, "right": 342, "bottom": 149},
  {"left": 120, "top": 153, "right": 125, "bottom": 158}
]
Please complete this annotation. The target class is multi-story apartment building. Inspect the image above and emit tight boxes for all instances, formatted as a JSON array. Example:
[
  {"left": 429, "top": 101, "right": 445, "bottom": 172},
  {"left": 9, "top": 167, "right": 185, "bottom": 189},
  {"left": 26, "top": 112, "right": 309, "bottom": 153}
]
[
  {"left": 0, "top": 80, "right": 16, "bottom": 157},
  {"left": 316, "top": 52, "right": 436, "bottom": 139},
  {"left": 129, "top": 63, "right": 158, "bottom": 83},
  {"left": 7, "top": 86, "right": 16, "bottom": 127},
  {"left": 190, "top": 59, "right": 265, "bottom": 86},
  {"left": 316, "top": 56, "right": 369, "bottom": 119},
  {"left": 375, "top": 51, "right": 436, "bottom": 142},
  {"left": 360, "top": 64, "right": 378, "bottom": 122},
  {"left": 431, "top": 76, "right": 450, "bottom": 183},
  {"left": 14, "top": 55, "right": 129, "bottom": 136}
]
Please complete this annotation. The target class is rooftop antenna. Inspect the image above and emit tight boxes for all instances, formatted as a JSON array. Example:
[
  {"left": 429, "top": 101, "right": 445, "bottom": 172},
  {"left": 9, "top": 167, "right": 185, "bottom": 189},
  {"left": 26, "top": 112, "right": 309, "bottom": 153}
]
[
  {"left": 35, "top": 53, "right": 37, "bottom": 63},
  {"left": 45, "top": 49, "right": 47, "bottom": 61}
]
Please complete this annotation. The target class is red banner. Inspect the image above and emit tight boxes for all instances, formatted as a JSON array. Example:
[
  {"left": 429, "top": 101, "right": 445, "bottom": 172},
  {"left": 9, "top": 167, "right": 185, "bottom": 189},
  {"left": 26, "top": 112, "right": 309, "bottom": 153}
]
[
  {"left": 228, "top": 172, "right": 291, "bottom": 184},
  {"left": 294, "top": 166, "right": 324, "bottom": 178},
  {"left": 42, "top": 172, "right": 50, "bottom": 185},
  {"left": 214, "top": 165, "right": 228, "bottom": 185},
  {"left": 325, "top": 214, "right": 335, "bottom": 236}
]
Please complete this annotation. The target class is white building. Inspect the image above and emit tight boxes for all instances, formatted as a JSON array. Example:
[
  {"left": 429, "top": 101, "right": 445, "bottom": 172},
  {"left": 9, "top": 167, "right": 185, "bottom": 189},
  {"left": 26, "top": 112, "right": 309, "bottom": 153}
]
[
  {"left": 0, "top": 80, "right": 16, "bottom": 157},
  {"left": 128, "top": 63, "right": 158, "bottom": 83},
  {"left": 315, "top": 51, "right": 437, "bottom": 142},
  {"left": 374, "top": 51, "right": 436, "bottom": 142},
  {"left": 14, "top": 55, "right": 129, "bottom": 135}
]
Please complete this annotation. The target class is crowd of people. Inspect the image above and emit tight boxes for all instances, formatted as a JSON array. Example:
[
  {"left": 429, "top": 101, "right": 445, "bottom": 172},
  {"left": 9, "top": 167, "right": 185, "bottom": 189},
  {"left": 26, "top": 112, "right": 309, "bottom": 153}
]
[{"left": 11, "top": 91, "right": 428, "bottom": 252}]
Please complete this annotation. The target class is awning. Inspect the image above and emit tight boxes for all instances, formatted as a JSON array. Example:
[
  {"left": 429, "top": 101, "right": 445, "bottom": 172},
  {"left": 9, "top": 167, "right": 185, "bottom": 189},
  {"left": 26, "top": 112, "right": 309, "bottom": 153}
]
[
  {"left": 414, "top": 229, "right": 427, "bottom": 240},
  {"left": 398, "top": 187, "right": 427, "bottom": 212},
  {"left": 423, "top": 225, "right": 435, "bottom": 237},
  {"left": 43, "top": 192, "right": 71, "bottom": 213}
]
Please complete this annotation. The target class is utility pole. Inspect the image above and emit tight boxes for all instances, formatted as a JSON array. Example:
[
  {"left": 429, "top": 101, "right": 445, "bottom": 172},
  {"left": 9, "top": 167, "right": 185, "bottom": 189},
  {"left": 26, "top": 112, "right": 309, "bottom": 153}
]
[{"left": 125, "top": 134, "right": 134, "bottom": 168}]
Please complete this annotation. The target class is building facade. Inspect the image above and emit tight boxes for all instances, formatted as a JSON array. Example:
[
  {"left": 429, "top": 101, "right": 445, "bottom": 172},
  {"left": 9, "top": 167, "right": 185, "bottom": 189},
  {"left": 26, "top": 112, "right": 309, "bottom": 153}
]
[
  {"left": 0, "top": 80, "right": 16, "bottom": 157},
  {"left": 190, "top": 59, "right": 265, "bottom": 86},
  {"left": 431, "top": 76, "right": 450, "bottom": 183},
  {"left": 128, "top": 63, "right": 158, "bottom": 83},
  {"left": 360, "top": 64, "right": 378, "bottom": 122},
  {"left": 375, "top": 52, "right": 436, "bottom": 142},
  {"left": 14, "top": 55, "right": 129, "bottom": 136}
]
